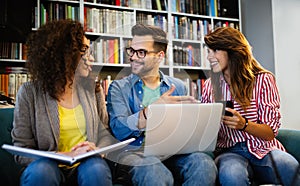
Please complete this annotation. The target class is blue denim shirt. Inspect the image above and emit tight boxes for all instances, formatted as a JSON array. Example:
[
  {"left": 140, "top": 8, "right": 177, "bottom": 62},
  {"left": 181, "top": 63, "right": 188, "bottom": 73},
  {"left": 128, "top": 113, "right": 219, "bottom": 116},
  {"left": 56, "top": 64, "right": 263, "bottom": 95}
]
[{"left": 107, "top": 71, "right": 187, "bottom": 145}]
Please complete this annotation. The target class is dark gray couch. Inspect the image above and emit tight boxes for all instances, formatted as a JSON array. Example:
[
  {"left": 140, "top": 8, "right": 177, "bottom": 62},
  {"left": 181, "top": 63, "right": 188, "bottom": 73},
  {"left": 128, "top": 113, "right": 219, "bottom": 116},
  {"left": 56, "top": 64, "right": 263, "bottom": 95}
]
[{"left": 1, "top": 107, "right": 300, "bottom": 185}]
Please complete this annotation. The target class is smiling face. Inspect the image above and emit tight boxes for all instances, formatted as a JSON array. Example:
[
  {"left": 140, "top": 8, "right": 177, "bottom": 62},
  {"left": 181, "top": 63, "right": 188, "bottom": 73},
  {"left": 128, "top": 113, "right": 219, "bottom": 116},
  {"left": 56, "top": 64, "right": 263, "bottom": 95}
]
[
  {"left": 128, "top": 35, "right": 162, "bottom": 77},
  {"left": 207, "top": 48, "right": 229, "bottom": 75}
]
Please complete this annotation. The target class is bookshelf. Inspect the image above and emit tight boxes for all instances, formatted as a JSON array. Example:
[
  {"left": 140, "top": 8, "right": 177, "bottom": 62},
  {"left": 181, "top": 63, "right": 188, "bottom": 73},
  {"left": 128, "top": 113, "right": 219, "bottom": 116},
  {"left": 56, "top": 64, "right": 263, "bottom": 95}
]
[{"left": 0, "top": 0, "right": 241, "bottom": 100}]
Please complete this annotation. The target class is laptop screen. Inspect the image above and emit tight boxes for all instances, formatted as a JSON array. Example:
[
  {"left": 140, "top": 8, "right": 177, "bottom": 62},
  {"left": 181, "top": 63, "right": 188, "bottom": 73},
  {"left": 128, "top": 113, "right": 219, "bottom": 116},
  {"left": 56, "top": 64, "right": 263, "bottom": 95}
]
[{"left": 143, "top": 103, "right": 223, "bottom": 156}]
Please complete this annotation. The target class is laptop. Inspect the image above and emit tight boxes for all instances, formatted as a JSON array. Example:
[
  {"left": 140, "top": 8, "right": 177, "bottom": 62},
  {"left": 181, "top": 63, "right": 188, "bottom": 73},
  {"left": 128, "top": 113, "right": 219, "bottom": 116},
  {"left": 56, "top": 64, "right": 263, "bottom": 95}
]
[{"left": 143, "top": 103, "right": 223, "bottom": 156}]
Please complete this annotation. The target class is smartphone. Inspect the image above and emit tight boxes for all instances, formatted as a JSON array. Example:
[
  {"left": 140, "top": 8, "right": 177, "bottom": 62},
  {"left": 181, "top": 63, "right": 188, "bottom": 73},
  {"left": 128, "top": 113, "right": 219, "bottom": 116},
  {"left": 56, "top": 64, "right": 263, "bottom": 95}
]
[
  {"left": 224, "top": 101, "right": 233, "bottom": 116},
  {"left": 216, "top": 100, "right": 234, "bottom": 117}
]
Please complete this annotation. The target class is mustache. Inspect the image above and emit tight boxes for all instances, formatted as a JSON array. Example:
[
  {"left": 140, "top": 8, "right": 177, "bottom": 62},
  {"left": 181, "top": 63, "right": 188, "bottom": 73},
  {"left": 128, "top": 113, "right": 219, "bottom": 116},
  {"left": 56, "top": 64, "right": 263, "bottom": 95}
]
[{"left": 130, "top": 59, "right": 145, "bottom": 65}]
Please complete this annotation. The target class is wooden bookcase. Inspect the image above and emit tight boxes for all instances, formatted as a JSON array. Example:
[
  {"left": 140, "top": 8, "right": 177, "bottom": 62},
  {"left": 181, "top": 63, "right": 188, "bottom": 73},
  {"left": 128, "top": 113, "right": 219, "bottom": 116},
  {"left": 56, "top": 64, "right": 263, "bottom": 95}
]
[{"left": 0, "top": 0, "right": 241, "bottom": 100}]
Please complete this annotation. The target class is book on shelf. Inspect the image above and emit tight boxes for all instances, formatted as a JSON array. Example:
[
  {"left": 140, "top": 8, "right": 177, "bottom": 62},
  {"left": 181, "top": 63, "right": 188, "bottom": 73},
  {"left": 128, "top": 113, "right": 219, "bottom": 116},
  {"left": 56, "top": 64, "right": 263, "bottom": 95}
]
[
  {"left": 183, "top": 78, "right": 206, "bottom": 100},
  {"left": 0, "top": 42, "right": 27, "bottom": 60},
  {"left": 8, "top": 74, "right": 16, "bottom": 99},
  {"left": 0, "top": 72, "right": 28, "bottom": 100},
  {"left": 2, "top": 138, "right": 135, "bottom": 165},
  {"left": 155, "top": 0, "right": 162, "bottom": 10}
]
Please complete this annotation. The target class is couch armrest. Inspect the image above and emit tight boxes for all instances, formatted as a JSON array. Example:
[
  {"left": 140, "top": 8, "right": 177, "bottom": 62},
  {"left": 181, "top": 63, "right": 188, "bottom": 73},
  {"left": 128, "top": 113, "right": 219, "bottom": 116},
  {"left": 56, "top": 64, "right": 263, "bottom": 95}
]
[
  {"left": 277, "top": 129, "right": 300, "bottom": 162},
  {"left": 0, "top": 108, "right": 22, "bottom": 186}
]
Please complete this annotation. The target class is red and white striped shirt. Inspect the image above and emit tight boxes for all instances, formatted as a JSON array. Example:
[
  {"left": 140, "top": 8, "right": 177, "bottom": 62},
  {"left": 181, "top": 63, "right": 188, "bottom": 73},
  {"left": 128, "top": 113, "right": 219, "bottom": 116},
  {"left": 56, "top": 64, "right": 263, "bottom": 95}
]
[{"left": 202, "top": 73, "right": 285, "bottom": 159}]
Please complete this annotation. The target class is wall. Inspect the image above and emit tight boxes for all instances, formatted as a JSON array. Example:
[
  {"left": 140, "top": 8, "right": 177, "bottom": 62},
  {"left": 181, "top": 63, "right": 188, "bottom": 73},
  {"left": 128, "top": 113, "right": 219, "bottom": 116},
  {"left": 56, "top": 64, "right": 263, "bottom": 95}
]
[
  {"left": 241, "top": 0, "right": 300, "bottom": 129},
  {"left": 272, "top": 0, "right": 300, "bottom": 130},
  {"left": 241, "top": 0, "right": 275, "bottom": 73}
]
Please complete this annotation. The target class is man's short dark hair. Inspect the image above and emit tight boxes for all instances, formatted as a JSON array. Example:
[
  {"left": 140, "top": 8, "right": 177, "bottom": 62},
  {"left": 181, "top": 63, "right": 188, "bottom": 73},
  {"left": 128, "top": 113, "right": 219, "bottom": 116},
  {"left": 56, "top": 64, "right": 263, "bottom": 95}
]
[{"left": 131, "top": 24, "right": 168, "bottom": 53}]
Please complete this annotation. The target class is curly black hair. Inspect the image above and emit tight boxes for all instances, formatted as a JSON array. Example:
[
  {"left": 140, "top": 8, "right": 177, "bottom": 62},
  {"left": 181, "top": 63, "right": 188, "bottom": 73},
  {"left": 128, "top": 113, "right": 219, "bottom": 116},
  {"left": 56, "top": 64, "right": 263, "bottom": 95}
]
[{"left": 26, "top": 19, "right": 85, "bottom": 100}]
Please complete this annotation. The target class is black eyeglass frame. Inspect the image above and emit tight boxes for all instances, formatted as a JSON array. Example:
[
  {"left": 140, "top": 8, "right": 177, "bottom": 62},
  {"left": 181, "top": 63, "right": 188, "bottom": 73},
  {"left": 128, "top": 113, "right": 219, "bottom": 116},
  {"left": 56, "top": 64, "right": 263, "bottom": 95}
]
[
  {"left": 125, "top": 47, "right": 159, "bottom": 59},
  {"left": 80, "top": 45, "right": 93, "bottom": 58}
]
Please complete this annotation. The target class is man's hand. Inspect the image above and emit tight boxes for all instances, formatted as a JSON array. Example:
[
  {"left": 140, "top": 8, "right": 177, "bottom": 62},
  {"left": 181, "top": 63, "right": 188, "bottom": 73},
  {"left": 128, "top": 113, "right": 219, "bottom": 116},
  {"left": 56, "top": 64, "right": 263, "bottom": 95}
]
[
  {"left": 138, "top": 84, "right": 196, "bottom": 129},
  {"left": 154, "top": 84, "right": 196, "bottom": 104}
]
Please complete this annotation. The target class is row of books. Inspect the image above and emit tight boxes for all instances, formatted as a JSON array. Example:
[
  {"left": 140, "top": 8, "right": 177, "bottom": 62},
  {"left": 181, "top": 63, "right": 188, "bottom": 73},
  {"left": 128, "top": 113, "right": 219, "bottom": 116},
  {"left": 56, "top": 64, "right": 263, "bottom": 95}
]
[
  {"left": 136, "top": 13, "right": 168, "bottom": 33},
  {"left": 214, "top": 21, "right": 239, "bottom": 30},
  {"left": 38, "top": 3, "right": 80, "bottom": 27},
  {"left": 0, "top": 42, "right": 27, "bottom": 60},
  {"left": 1, "top": 39, "right": 209, "bottom": 68},
  {"left": 98, "top": 75, "right": 112, "bottom": 97},
  {"left": 1, "top": 72, "right": 113, "bottom": 102},
  {"left": 0, "top": 73, "right": 29, "bottom": 100},
  {"left": 97, "top": 75, "right": 206, "bottom": 101},
  {"left": 172, "top": 16, "right": 239, "bottom": 41},
  {"left": 0, "top": 73, "right": 207, "bottom": 103},
  {"left": 84, "top": 0, "right": 239, "bottom": 18},
  {"left": 183, "top": 78, "right": 206, "bottom": 101},
  {"left": 172, "top": 0, "right": 209, "bottom": 15},
  {"left": 91, "top": 38, "right": 120, "bottom": 64},
  {"left": 172, "top": 0, "right": 238, "bottom": 18},
  {"left": 173, "top": 44, "right": 202, "bottom": 67},
  {"left": 84, "top": 7, "right": 134, "bottom": 36},
  {"left": 90, "top": 38, "right": 169, "bottom": 66},
  {"left": 85, "top": 7, "right": 169, "bottom": 35},
  {"left": 84, "top": 0, "right": 168, "bottom": 11},
  {"left": 172, "top": 17, "right": 211, "bottom": 40}
]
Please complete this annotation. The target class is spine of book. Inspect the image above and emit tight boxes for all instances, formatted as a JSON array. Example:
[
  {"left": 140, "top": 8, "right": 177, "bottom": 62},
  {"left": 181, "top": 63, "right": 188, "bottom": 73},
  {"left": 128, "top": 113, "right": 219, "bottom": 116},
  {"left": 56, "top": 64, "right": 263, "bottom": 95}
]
[
  {"left": 187, "top": 45, "right": 193, "bottom": 66},
  {"left": 184, "top": 78, "right": 191, "bottom": 96},
  {"left": 156, "top": 0, "right": 162, "bottom": 10},
  {"left": 196, "top": 79, "right": 202, "bottom": 100},
  {"left": 102, "top": 40, "right": 107, "bottom": 63},
  {"left": 21, "top": 74, "right": 28, "bottom": 85},
  {"left": 108, "top": 40, "right": 114, "bottom": 64},
  {"left": 18, "top": 43, "right": 22, "bottom": 60},
  {"left": 114, "top": 39, "right": 119, "bottom": 64},
  {"left": 15, "top": 74, "right": 22, "bottom": 95},
  {"left": 8, "top": 73, "right": 16, "bottom": 99},
  {"left": 95, "top": 39, "right": 103, "bottom": 63},
  {"left": 3, "top": 74, "right": 9, "bottom": 96},
  {"left": 146, "top": 0, "right": 152, "bottom": 9},
  {"left": 192, "top": 20, "right": 197, "bottom": 40}
]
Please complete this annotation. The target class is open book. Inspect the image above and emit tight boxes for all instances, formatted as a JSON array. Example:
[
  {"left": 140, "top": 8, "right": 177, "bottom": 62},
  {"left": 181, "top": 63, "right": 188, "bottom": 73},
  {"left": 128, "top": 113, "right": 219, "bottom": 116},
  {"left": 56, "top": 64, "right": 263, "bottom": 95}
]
[{"left": 2, "top": 138, "right": 135, "bottom": 165}]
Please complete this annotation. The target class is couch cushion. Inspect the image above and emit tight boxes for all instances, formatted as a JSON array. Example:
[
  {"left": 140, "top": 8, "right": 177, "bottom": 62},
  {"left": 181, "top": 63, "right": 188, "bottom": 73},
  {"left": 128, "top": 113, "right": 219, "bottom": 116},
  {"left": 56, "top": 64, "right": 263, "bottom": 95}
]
[{"left": 277, "top": 129, "right": 300, "bottom": 162}]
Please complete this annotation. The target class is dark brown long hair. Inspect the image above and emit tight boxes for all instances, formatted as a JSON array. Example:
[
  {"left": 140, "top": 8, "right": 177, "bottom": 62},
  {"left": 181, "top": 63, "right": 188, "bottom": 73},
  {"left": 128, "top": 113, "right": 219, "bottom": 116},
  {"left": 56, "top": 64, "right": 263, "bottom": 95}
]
[
  {"left": 204, "top": 27, "right": 271, "bottom": 109},
  {"left": 26, "top": 19, "right": 85, "bottom": 100}
]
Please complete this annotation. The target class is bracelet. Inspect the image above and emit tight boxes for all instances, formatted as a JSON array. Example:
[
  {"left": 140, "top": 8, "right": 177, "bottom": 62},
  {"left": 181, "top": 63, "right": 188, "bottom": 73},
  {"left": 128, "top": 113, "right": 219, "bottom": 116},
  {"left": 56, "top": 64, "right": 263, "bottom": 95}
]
[
  {"left": 142, "top": 108, "right": 147, "bottom": 120},
  {"left": 239, "top": 116, "right": 249, "bottom": 131}
]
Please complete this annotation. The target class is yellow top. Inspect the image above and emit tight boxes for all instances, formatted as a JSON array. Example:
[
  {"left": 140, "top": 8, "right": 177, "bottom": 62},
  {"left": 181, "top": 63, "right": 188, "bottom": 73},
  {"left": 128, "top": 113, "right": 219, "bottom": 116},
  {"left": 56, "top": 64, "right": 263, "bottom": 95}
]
[
  {"left": 58, "top": 104, "right": 87, "bottom": 152},
  {"left": 58, "top": 104, "right": 87, "bottom": 169}
]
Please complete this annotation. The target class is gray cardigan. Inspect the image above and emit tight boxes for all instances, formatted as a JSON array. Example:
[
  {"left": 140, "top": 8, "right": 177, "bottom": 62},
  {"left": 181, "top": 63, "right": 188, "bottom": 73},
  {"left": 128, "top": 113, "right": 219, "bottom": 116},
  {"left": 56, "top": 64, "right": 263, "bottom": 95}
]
[{"left": 11, "top": 81, "right": 115, "bottom": 166}]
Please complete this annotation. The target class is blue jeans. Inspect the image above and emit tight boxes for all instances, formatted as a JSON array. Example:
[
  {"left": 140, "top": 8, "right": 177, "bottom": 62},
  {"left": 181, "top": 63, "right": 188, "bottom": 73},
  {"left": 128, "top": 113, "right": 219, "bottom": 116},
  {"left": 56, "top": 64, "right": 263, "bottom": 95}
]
[
  {"left": 115, "top": 151, "right": 217, "bottom": 186},
  {"left": 215, "top": 142, "right": 300, "bottom": 186},
  {"left": 20, "top": 156, "right": 112, "bottom": 186}
]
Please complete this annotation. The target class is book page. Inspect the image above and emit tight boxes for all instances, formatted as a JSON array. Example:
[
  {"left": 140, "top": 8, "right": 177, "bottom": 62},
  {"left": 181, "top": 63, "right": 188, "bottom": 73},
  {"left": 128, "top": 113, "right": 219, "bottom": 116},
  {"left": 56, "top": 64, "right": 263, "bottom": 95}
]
[{"left": 2, "top": 138, "right": 135, "bottom": 165}]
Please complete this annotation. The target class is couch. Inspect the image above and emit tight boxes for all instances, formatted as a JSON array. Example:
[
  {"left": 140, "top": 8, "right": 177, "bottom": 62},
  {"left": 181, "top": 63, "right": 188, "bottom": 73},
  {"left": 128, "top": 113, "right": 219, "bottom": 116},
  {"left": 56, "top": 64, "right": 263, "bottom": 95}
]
[{"left": 1, "top": 107, "right": 300, "bottom": 185}]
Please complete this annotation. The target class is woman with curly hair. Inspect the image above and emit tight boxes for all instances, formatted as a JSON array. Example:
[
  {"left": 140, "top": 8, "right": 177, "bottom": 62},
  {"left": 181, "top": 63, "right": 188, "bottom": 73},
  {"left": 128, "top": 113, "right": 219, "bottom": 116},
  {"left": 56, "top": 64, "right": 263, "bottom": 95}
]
[
  {"left": 11, "top": 19, "right": 113, "bottom": 186},
  {"left": 202, "top": 27, "right": 300, "bottom": 185}
]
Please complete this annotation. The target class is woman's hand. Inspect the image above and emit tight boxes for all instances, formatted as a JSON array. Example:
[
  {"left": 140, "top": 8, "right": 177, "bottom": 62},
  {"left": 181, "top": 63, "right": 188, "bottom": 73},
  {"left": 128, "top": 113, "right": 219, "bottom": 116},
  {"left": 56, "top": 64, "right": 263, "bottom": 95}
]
[
  {"left": 222, "top": 108, "right": 275, "bottom": 141},
  {"left": 222, "top": 108, "right": 246, "bottom": 130},
  {"left": 57, "top": 141, "right": 97, "bottom": 157},
  {"left": 71, "top": 141, "right": 96, "bottom": 152}
]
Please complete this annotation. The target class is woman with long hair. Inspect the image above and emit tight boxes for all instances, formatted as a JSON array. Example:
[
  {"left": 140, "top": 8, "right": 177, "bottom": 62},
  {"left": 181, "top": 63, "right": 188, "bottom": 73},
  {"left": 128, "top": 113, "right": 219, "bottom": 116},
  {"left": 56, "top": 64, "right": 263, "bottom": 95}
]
[
  {"left": 11, "top": 19, "right": 113, "bottom": 186},
  {"left": 202, "top": 27, "right": 299, "bottom": 185}
]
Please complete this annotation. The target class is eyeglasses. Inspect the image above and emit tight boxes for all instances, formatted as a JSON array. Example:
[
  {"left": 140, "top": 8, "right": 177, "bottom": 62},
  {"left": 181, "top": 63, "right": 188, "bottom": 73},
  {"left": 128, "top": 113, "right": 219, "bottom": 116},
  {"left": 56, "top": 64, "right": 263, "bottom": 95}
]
[
  {"left": 125, "top": 47, "right": 158, "bottom": 59},
  {"left": 81, "top": 46, "right": 93, "bottom": 58}
]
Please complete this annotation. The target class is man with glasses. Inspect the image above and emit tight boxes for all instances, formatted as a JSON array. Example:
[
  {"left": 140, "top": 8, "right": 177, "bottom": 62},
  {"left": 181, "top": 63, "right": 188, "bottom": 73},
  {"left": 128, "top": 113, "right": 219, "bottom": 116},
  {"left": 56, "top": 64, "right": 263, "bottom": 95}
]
[{"left": 106, "top": 24, "right": 217, "bottom": 185}]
